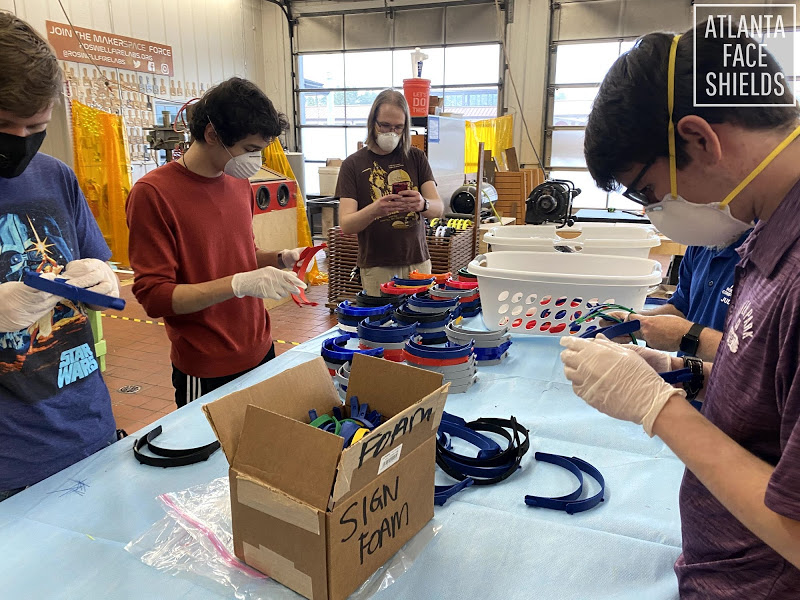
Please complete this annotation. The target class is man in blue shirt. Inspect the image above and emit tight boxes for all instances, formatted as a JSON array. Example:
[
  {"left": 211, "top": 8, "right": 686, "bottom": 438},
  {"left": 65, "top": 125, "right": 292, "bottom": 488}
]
[
  {"left": 0, "top": 13, "right": 119, "bottom": 501},
  {"left": 608, "top": 230, "right": 750, "bottom": 362}
]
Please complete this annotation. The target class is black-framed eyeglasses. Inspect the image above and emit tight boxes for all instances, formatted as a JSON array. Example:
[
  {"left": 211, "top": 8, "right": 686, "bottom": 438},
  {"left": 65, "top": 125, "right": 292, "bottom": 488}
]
[
  {"left": 376, "top": 121, "right": 404, "bottom": 134},
  {"left": 621, "top": 157, "right": 658, "bottom": 207}
]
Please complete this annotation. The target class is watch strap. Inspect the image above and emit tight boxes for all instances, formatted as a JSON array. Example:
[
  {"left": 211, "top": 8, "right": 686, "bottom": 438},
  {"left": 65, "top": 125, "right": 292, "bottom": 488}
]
[
  {"left": 679, "top": 322, "right": 706, "bottom": 356},
  {"left": 681, "top": 355, "right": 705, "bottom": 401}
]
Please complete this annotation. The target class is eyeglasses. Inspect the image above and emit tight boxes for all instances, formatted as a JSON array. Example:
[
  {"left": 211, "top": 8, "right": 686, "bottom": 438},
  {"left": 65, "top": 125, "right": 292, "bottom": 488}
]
[
  {"left": 376, "top": 121, "right": 404, "bottom": 134},
  {"left": 621, "top": 157, "right": 658, "bottom": 207}
]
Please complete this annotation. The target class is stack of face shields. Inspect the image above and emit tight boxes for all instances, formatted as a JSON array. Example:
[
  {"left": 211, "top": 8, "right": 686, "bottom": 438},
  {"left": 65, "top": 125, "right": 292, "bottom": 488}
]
[
  {"left": 355, "top": 290, "right": 407, "bottom": 308},
  {"left": 408, "top": 270, "right": 451, "bottom": 284},
  {"left": 321, "top": 335, "right": 383, "bottom": 375},
  {"left": 333, "top": 361, "right": 350, "bottom": 402},
  {"left": 393, "top": 294, "right": 461, "bottom": 345},
  {"left": 335, "top": 301, "right": 391, "bottom": 337},
  {"left": 403, "top": 338, "right": 476, "bottom": 394},
  {"left": 357, "top": 316, "right": 418, "bottom": 362},
  {"left": 431, "top": 270, "right": 481, "bottom": 317},
  {"left": 380, "top": 275, "right": 435, "bottom": 296},
  {"left": 445, "top": 323, "right": 511, "bottom": 365}
]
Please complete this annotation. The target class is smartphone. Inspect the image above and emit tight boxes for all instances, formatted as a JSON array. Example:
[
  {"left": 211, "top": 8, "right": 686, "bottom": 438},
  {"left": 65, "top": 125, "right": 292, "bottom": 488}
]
[{"left": 391, "top": 182, "right": 409, "bottom": 195}]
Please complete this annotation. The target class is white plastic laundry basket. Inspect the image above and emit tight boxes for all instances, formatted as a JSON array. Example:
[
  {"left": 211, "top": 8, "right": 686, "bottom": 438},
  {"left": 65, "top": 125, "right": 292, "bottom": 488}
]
[
  {"left": 483, "top": 223, "right": 660, "bottom": 259},
  {"left": 467, "top": 251, "right": 662, "bottom": 336}
]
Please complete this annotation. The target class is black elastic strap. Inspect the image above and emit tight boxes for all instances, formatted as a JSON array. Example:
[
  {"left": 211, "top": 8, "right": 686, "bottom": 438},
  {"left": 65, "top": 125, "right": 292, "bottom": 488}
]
[
  {"left": 133, "top": 425, "right": 220, "bottom": 467},
  {"left": 436, "top": 416, "right": 530, "bottom": 486}
]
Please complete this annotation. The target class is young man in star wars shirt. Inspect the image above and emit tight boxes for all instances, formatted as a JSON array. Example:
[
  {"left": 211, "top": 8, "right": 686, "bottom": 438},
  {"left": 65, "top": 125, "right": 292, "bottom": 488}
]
[{"left": 0, "top": 13, "right": 120, "bottom": 501}]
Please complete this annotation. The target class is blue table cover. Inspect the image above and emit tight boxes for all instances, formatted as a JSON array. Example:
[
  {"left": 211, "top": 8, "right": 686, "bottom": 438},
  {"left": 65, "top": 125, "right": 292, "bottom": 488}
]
[{"left": 0, "top": 324, "right": 682, "bottom": 599}]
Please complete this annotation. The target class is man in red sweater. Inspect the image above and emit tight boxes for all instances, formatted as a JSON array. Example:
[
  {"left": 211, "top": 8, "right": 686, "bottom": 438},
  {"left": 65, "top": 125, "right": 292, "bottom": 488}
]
[{"left": 126, "top": 78, "right": 305, "bottom": 407}]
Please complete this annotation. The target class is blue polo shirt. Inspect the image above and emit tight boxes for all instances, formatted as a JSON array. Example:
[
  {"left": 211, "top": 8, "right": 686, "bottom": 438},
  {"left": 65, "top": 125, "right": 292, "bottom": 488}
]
[{"left": 667, "top": 230, "right": 752, "bottom": 330}]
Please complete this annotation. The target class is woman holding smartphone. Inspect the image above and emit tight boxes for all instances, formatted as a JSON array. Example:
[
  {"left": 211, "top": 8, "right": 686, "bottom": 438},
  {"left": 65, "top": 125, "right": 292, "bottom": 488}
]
[{"left": 336, "top": 89, "right": 444, "bottom": 296}]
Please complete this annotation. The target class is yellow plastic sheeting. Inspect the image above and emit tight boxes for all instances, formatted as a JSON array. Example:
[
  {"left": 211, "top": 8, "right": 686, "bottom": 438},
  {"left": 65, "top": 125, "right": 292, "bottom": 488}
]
[
  {"left": 464, "top": 114, "right": 514, "bottom": 174},
  {"left": 262, "top": 140, "right": 328, "bottom": 285},
  {"left": 71, "top": 100, "right": 132, "bottom": 266}
]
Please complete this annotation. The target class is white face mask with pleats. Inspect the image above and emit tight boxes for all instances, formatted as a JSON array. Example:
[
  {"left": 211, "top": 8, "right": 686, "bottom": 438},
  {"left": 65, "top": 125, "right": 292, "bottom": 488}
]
[
  {"left": 644, "top": 34, "right": 800, "bottom": 247},
  {"left": 208, "top": 118, "right": 263, "bottom": 179},
  {"left": 222, "top": 148, "right": 262, "bottom": 179}
]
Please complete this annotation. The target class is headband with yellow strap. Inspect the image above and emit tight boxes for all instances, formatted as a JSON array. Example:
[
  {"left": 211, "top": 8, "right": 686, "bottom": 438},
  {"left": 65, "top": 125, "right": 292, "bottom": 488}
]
[{"left": 666, "top": 34, "right": 800, "bottom": 207}]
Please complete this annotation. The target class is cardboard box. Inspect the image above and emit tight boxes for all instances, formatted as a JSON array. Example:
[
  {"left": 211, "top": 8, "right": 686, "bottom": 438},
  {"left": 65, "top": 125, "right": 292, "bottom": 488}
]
[
  {"left": 203, "top": 354, "right": 448, "bottom": 600},
  {"left": 428, "top": 95, "right": 442, "bottom": 115}
]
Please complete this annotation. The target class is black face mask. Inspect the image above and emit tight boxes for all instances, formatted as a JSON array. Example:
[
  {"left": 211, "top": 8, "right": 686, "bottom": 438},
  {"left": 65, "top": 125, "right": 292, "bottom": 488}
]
[{"left": 0, "top": 130, "right": 46, "bottom": 178}]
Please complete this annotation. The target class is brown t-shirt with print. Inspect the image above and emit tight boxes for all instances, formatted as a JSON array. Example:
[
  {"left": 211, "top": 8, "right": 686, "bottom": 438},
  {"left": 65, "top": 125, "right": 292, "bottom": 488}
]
[{"left": 335, "top": 146, "right": 435, "bottom": 268}]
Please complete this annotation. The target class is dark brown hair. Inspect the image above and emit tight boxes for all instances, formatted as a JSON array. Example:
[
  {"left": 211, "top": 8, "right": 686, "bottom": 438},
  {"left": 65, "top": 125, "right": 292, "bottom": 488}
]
[
  {"left": 0, "top": 12, "right": 62, "bottom": 117},
  {"left": 585, "top": 22, "right": 800, "bottom": 192},
  {"left": 188, "top": 77, "right": 289, "bottom": 146}
]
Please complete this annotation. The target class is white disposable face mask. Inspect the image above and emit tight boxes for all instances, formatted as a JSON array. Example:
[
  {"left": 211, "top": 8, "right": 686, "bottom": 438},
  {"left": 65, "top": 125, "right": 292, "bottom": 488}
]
[
  {"left": 376, "top": 132, "right": 400, "bottom": 153},
  {"left": 645, "top": 196, "right": 751, "bottom": 247},
  {"left": 645, "top": 34, "right": 799, "bottom": 247},
  {"left": 208, "top": 119, "right": 263, "bottom": 179},
  {"left": 223, "top": 149, "right": 262, "bottom": 179}
]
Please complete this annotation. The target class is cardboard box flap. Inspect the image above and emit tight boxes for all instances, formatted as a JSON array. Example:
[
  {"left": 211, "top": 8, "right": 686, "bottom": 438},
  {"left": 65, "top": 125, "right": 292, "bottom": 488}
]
[
  {"left": 202, "top": 357, "right": 340, "bottom": 465},
  {"left": 346, "top": 354, "right": 444, "bottom": 417},
  {"left": 234, "top": 404, "right": 343, "bottom": 511},
  {"left": 331, "top": 383, "right": 448, "bottom": 505}
]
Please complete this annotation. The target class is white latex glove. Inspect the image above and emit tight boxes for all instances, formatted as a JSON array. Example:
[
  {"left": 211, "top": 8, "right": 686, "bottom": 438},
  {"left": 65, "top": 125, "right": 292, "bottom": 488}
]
[
  {"left": 628, "top": 343, "right": 674, "bottom": 374},
  {"left": 231, "top": 266, "right": 307, "bottom": 300},
  {"left": 278, "top": 247, "right": 307, "bottom": 269},
  {"left": 0, "top": 274, "right": 60, "bottom": 332},
  {"left": 560, "top": 335, "right": 685, "bottom": 437},
  {"left": 62, "top": 259, "right": 120, "bottom": 297}
]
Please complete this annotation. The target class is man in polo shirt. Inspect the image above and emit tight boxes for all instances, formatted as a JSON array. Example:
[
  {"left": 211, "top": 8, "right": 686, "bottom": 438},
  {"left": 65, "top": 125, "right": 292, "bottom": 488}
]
[
  {"left": 606, "top": 230, "right": 751, "bottom": 362},
  {"left": 559, "top": 25, "right": 800, "bottom": 598}
]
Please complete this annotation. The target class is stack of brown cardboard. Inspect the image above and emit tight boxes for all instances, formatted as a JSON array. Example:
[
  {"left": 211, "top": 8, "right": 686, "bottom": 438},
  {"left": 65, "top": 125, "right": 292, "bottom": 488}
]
[{"left": 203, "top": 354, "right": 448, "bottom": 600}]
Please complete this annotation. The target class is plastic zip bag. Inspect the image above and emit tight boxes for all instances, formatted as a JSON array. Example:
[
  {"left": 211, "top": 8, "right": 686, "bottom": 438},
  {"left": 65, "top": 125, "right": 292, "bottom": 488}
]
[{"left": 125, "top": 477, "right": 440, "bottom": 599}]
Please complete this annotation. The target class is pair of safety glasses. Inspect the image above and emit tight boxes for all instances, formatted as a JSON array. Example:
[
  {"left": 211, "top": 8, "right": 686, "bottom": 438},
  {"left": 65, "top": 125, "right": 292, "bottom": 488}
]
[{"left": 621, "top": 157, "right": 659, "bottom": 207}]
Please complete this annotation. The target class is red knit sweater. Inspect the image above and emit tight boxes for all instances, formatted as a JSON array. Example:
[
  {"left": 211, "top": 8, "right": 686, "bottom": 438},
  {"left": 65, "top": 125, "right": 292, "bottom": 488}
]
[{"left": 126, "top": 161, "right": 271, "bottom": 378}]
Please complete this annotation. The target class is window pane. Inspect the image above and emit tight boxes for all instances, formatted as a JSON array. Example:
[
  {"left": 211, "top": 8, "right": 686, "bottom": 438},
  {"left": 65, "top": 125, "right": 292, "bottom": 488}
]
[
  {"left": 549, "top": 170, "right": 607, "bottom": 210},
  {"left": 393, "top": 47, "right": 444, "bottom": 86},
  {"left": 552, "top": 87, "right": 598, "bottom": 127},
  {"left": 608, "top": 190, "right": 646, "bottom": 211},
  {"left": 444, "top": 45, "right": 500, "bottom": 85},
  {"left": 442, "top": 86, "right": 498, "bottom": 118},
  {"left": 344, "top": 51, "right": 393, "bottom": 88},
  {"left": 298, "top": 53, "right": 344, "bottom": 89},
  {"left": 304, "top": 162, "right": 322, "bottom": 196},
  {"left": 344, "top": 89, "right": 382, "bottom": 125},
  {"left": 549, "top": 129, "right": 585, "bottom": 168},
  {"left": 346, "top": 127, "right": 368, "bottom": 156},
  {"left": 299, "top": 91, "right": 342, "bottom": 126},
  {"left": 620, "top": 40, "right": 635, "bottom": 54},
  {"left": 554, "top": 42, "right": 621, "bottom": 85},
  {"left": 301, "top": 127, "right": 346, "bottom": 162}
]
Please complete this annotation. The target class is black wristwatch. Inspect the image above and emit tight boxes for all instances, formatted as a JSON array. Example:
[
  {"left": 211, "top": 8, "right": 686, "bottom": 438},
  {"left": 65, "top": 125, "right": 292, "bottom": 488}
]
[
  {"left": 679, "top": 322, "right": 706, "bottom": 356},
  {"left": 421, "top": 198, "right": 430, "bottom": 213},
  {"left": 682, "top": 355, "right": 704, "bottom": 401}
]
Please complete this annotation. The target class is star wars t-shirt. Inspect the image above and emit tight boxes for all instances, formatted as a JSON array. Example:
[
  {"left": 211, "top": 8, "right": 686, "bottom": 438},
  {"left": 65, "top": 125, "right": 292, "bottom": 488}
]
[
  {"left": 0, "top": 153, "right": 115, "bottom": 490},
  {"left": 335, "top": 146, "right": 435, "bottom": 268}
]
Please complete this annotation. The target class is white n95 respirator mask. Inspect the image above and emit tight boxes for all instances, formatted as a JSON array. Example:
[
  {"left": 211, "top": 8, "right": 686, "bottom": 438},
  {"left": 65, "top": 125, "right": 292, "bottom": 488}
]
[
  {"left": 646, "top": 195, "right": 751, "bottom": 247},
  {"left": 223, "top": 150, "right": 262, "bottom": 179},
  {"left": 376, "top": 132, "right": 400, "bottom": 153}
]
